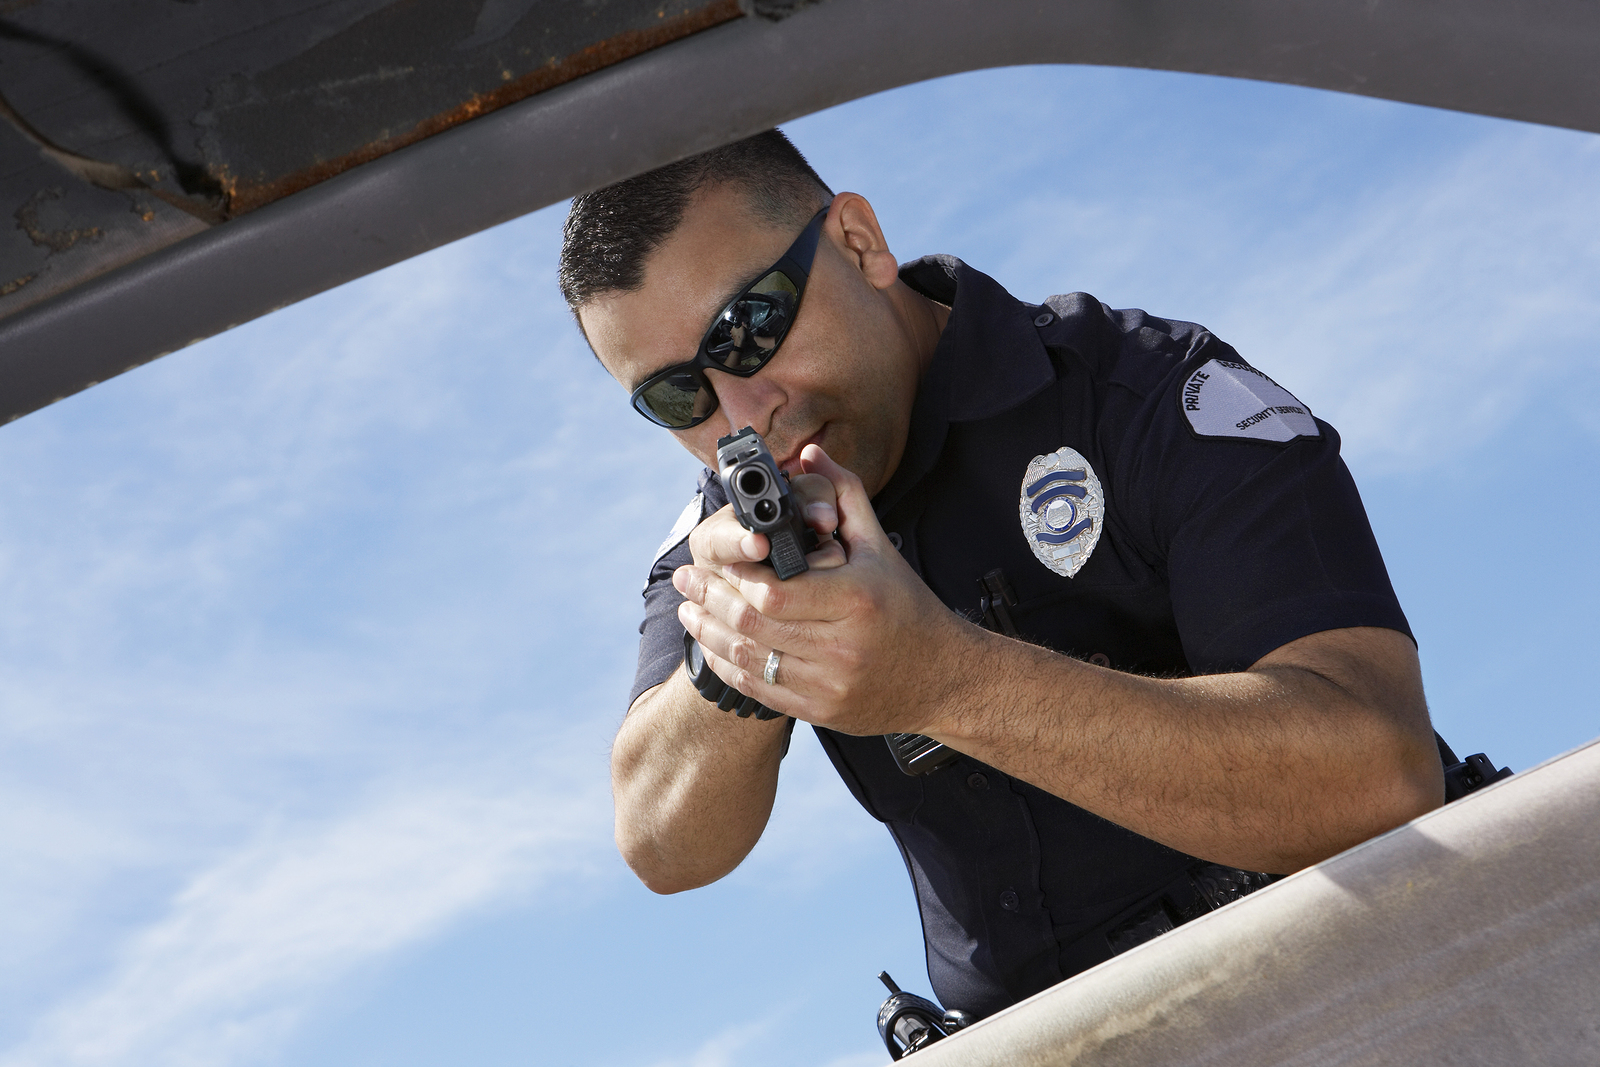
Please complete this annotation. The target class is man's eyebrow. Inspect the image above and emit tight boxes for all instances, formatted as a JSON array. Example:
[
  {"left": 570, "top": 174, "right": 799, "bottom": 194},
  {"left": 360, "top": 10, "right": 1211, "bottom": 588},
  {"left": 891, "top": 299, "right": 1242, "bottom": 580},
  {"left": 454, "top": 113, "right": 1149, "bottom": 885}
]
[
  {"left": 630, "top": 362, "right": 675, "bottom": 391},
  {"left": 699, "top": 271, "right": 758, "bottom": 336},
  {"left": 712, "top": 270, "right": 755, "bottom": 314},
  {"left": 629, "top": 272, "right": 756, "bottom": 389}
]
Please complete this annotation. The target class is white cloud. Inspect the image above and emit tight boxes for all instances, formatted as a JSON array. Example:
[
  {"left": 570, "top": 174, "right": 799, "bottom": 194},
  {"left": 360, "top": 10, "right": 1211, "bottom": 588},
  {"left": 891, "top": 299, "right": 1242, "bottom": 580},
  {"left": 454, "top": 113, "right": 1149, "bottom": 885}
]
[
  {"left": 1006, "top": 123, "right": 1600, "bottom": 473},
  {"left": 642, "top": 1018, "right": 779, "bottom": 1067},
  {"left": 0, "top": 205, "right": 668, "bottom": 1062},
  {"left": 1206, "top": 127, "right": 1600, "bottom": 471},
  {"left": 817, "top": 1054, "right": 890, "bottom": 1067},
  {"left": 800, "top": 66, "right": 1600, "bottom": 474},
  {"left": 643, "top": 1012, "right": 888, "bottom": 1067},
  {"left": 4, "top": 62, "right": 1596, "bottom": 1067},
  {"left": 1, "top": 773, "right": 608, "bottom": 1067}
]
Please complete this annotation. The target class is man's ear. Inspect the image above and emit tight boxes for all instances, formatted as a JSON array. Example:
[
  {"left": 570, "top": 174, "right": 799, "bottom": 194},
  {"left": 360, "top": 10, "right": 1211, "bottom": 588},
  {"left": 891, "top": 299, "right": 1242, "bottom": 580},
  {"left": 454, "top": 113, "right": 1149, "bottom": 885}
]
[{"left": 830, "top": 193, "right": 900, "bottom": 292}]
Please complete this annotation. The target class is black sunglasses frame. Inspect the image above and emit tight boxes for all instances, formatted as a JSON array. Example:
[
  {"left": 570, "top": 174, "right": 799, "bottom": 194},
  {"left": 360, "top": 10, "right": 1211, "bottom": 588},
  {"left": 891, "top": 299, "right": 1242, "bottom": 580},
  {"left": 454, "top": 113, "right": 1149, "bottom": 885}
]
[{"left": 629, "top": 208, "right": 828, "bottom": 430}]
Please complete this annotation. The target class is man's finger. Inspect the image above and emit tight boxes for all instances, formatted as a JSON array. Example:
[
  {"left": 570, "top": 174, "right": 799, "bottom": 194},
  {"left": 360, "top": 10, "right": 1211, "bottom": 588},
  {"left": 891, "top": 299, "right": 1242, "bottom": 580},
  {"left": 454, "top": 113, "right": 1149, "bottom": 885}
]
[
  {"left": 689, "top": 620, "right": 824, "bottom": 715},
  {"left": 798, "top": 444, "right": 890, "bottom": 555},
  {"left": 678, "top": 600, "right": 769, "bottom": 682},
  {"left": 678, "top": 600, "right": 814, "bottom": 699},
  {"left": 804, "top": 537, "right": 847, "bottom": 571},
  {"left": 690, "top": 503, "right": 768, "bottom": 569},
  {"left": 716, "top": 559, "right": 839, "bottom": 624},
  {"left": 789, "top": 471, "right": 840, "bottom": 538},
  {"left": 676, "top": 564, "right": 817, "bottom": 649}
]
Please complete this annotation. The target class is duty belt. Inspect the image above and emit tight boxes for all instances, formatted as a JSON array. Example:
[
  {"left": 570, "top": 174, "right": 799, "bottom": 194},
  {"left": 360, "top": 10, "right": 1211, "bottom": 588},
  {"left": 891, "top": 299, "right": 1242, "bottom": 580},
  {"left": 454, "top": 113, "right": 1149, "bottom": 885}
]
[
  {"left": 1057, "top": 861, "right": 1282, "bottom": 979},
  {"left": 1105, "top": 862, "right": 1280, "bottom": 953}
]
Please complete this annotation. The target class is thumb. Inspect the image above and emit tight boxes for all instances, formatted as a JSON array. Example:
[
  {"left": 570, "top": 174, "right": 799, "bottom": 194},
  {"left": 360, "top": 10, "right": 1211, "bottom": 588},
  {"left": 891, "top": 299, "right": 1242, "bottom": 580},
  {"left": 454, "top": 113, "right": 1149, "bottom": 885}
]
[{"left": 799, "top": 444, "right": 887, "bottom": 555}]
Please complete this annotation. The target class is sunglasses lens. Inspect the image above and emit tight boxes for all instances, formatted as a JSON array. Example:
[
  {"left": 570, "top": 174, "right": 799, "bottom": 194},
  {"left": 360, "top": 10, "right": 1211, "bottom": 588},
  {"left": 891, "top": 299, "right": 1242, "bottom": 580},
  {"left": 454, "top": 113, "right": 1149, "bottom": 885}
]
[
  {"left": 635, "top": 368, "right": 713, "bottom": 428},
  {"left": 705, "top": 270, "right": 799, "bottom": 370},
  {"left": 629, "top": 263, "right": 807, "bottom": 429}
]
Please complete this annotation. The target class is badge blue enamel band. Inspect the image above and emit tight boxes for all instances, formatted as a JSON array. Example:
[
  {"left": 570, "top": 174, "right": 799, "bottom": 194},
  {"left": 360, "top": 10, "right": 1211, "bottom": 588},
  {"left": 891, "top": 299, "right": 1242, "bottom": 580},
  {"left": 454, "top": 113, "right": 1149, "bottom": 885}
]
[{"left": 1019, "top": 446, "right": 1104, "bottom": 578}]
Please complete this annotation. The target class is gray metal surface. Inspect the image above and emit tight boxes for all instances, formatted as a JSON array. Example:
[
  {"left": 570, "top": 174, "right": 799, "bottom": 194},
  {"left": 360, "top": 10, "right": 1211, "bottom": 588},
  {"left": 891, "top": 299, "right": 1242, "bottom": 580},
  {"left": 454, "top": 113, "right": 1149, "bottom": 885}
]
[
  {"left": 905, "top": 736, "right": 1600, "bottom": 1067},
  {"left": 0, "top": 0, "right": 742, "bottom": 319},
  {"left": 4, "top": 0, "right": 1599, "bottom": 426}
]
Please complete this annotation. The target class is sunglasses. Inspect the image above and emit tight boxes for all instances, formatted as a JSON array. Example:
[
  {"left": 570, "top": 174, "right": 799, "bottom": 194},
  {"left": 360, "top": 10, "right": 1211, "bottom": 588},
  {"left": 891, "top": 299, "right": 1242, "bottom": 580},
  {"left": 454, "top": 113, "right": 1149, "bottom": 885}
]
[{"left": 629, "top": 208, "right": 828, "bottom": 429}]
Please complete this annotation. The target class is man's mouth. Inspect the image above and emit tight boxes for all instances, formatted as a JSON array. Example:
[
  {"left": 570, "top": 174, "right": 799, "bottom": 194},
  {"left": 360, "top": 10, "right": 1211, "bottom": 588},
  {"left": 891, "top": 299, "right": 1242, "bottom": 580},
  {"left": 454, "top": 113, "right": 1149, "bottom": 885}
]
[{"left": 776, "top": 427, "right": 826, "bottom": 474}]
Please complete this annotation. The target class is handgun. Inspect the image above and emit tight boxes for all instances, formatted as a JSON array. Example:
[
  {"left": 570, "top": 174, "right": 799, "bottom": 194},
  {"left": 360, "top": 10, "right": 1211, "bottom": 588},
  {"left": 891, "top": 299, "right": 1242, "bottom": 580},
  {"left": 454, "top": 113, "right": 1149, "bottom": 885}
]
[
  {"left": 716, "top": 426, "right": 817, "bottom": 580},
  {"left": 682, "top": 427, "right": 818, "bottom": 720}
]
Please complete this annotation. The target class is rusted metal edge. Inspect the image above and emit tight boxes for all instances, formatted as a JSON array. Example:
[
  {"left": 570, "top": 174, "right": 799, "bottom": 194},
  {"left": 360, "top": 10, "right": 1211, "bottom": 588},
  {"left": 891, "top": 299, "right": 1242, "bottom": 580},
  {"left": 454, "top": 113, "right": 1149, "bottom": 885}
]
[
  {"left": 220, "top": 0, "right": 745, "bottom": 215},
  {"left": 2, "top": 0, "right": 1597, "bottom": 428},
  {"left": 1, "top": 85, "right": 226, "bottom": 224}
]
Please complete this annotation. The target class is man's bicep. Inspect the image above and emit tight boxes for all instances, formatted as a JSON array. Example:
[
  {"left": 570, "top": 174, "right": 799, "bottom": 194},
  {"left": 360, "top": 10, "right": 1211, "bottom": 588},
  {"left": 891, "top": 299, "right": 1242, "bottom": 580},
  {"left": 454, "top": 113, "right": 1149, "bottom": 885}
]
[
  {"left": 627, "top": 681, "right": 666, "bottom": 718},
  {"left": 1249, "top": 625, "right": 1443, "bottom": 814},
  {"left": 1159, "top": 431, "right": 1413, "bottom": 675},
  {"left": 1251, "top": 626, "right": 1428, "bottom": 726}
]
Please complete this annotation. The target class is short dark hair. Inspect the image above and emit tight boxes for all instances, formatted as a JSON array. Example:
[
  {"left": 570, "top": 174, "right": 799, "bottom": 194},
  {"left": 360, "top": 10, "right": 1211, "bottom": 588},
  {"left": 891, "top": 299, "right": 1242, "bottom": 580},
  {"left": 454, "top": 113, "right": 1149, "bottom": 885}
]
[{"left": 558, "top": 129, "right": 832, "bottom": 312}]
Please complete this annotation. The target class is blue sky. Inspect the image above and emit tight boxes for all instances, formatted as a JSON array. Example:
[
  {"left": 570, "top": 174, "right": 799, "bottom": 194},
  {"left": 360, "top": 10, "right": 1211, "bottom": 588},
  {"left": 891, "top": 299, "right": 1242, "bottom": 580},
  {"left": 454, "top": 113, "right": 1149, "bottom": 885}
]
[{"left": 1, "top": 64, "right": 1597, "bottom": 1067}]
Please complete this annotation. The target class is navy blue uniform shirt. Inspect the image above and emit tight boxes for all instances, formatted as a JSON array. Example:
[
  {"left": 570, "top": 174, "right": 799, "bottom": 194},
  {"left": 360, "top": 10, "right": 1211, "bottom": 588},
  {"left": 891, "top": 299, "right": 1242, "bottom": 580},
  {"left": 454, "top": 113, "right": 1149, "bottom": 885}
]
[{"left": 628, "top": 256, "right": 1412, "bottom": 1018}]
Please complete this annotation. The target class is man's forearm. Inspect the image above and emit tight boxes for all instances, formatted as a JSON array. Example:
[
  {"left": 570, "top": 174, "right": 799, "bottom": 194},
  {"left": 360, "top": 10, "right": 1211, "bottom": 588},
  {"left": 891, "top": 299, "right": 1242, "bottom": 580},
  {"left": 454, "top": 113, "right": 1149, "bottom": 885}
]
[
  {"left": 921, "top": 625, "right": 1444, "bottom": 874},
  {"left": 679, "top": 450, "right": 1441, "bottom": 878},
  {"left": 611, "top": 668, "right": 791, "bottom": 893}
]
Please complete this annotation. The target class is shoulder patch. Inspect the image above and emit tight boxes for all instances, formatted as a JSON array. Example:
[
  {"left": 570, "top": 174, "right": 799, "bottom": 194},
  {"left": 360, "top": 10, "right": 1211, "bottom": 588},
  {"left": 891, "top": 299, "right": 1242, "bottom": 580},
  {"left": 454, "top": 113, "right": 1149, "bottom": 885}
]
[
  {"left": 1179, "top": 359, "right": 1319, "bottom": 443},
  {"left": 649, "top": 493, "right": 704, "bottom": 574}
]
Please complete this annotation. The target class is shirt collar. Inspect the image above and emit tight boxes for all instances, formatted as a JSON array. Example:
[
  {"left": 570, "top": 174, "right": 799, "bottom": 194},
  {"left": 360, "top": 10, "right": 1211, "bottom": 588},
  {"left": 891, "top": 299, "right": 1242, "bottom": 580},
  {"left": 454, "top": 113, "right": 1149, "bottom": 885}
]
[
  {"left": 873, "top": 256, "right": 1058, "bottom": 518},
  {"left": 898, "top": 255, "right": 1058, "bottom": 423}
]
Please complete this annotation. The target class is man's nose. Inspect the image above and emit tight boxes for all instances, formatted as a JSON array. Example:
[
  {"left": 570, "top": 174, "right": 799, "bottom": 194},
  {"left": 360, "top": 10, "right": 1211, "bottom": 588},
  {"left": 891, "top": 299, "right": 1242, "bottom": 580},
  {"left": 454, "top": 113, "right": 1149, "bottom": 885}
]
[{"left": 712, "top": 370, "right": 785, "bottom": 436}]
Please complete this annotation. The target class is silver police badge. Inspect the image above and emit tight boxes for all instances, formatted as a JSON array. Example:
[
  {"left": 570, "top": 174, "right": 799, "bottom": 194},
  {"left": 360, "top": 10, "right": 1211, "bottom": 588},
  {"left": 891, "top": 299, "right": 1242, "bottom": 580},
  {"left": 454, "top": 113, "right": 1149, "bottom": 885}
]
[{"left": 1019, "top": 446, "right": 1104, "bottom": 578}]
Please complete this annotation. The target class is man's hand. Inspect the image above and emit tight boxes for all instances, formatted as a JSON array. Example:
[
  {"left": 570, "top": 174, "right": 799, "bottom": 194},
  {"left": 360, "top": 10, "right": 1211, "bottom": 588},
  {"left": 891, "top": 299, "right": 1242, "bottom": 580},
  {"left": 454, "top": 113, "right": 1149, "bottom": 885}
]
[
  {"left": 686, "top": 468, "right": 845, "bottom": 578},
  {"left": 674, "top": 445, "right": 1444, "bottom": 875},
  {"left": 675, "top": 444, "right": 959, "bottom": 735},
  {"left": 608, "top": 467, "right": 847, "bottom": 896}
]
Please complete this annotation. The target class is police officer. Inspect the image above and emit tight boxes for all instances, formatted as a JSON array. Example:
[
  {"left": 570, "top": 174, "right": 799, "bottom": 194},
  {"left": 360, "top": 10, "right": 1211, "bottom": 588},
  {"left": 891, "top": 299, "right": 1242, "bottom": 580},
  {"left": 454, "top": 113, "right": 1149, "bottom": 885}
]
[{"left": 560, "top": 130, "right": 1444, "bottom": 1018}]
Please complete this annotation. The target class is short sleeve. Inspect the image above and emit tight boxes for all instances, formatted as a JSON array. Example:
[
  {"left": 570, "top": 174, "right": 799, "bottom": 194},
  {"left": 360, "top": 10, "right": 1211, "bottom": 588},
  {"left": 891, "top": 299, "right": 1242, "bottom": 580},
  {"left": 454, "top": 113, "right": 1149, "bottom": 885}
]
[
  {"left": 630, "top": 537, "right": 695, "bottom": 708},
  {"left": 628, "top": 489, "right": 708, "bottom": 709},
  {"left": 1113, "top": 342, "right": 1412, "bottom": 674}
]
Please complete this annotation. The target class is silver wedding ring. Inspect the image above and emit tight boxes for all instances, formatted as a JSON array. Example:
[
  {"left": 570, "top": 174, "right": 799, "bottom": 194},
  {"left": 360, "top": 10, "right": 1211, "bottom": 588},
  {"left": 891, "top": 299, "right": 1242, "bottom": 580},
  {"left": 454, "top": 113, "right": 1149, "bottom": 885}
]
[{"left": 763, "top": 649, "right": 782, "bottom": 686}]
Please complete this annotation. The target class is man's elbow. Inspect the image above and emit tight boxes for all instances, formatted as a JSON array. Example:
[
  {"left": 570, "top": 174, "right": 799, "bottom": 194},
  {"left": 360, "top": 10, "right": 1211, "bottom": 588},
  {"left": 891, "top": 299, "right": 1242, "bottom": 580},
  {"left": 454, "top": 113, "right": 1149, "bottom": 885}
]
[
  {"left": 615, "top": 829, "right": 719, "bottom": 896},
  {"left": 635, "top": 870, "right": 707, "bottom": 896},
  {"left": 1319, "top": 738, "right": 1445, "bottom": 865},
  {"left": 1387, "top": 742, "right": 1447, "bottom": 826},
  {"left": 624, "top": 857, "right": 700, "bottom": 895},
  {"left": 1271, "top": 737, "right": 1443, "bottom": 872}
]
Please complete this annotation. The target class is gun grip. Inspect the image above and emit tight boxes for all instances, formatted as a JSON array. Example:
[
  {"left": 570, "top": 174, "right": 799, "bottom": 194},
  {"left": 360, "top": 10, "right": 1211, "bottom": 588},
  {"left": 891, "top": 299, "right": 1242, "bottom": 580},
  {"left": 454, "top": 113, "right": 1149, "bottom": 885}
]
[{"left": 768, "top": 525, "right": 810, "bottom": 580}]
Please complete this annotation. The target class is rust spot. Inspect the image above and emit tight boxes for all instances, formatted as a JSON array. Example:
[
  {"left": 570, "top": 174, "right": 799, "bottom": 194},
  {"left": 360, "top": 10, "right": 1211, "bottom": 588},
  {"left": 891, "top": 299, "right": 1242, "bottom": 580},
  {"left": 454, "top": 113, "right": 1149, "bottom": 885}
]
[
  {"left": 1, "top": 272, "right": 37, "bottom": 296},
  {"left": 211, "top": 167, "right": 244, "bottom": 208},
  {"left": 222, "top": 0, "right": 745, "bottom": 215},
  {"left": 15, "top": 189, "right": 104, "bottom": 253}
]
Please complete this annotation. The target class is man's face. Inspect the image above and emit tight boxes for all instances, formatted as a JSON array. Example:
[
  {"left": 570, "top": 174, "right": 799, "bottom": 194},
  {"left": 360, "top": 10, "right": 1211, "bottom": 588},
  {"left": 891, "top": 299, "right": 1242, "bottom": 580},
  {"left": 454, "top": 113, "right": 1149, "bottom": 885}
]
[{"left": 579, "top": 183, "right": 924, "bottom": 495}]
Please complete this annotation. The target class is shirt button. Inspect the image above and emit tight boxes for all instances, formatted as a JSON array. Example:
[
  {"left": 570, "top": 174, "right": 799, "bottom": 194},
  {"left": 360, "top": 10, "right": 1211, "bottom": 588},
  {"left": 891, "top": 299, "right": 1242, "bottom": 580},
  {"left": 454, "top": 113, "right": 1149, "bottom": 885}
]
[
  {"left": 999, "top": 889, "right": 1020, "bottom": 911},
  {"left": 887, "top": 531, "right": 904, "bottom": 551},
  {"left": 1033, "top": 312, "right": 1054, "bottom": 327},
  {"left": 1088, "top": 652, "right": 1111, "bottom": 668},
  {"left": 966, "top": 772, "right": 988, "bottom": 791}
]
